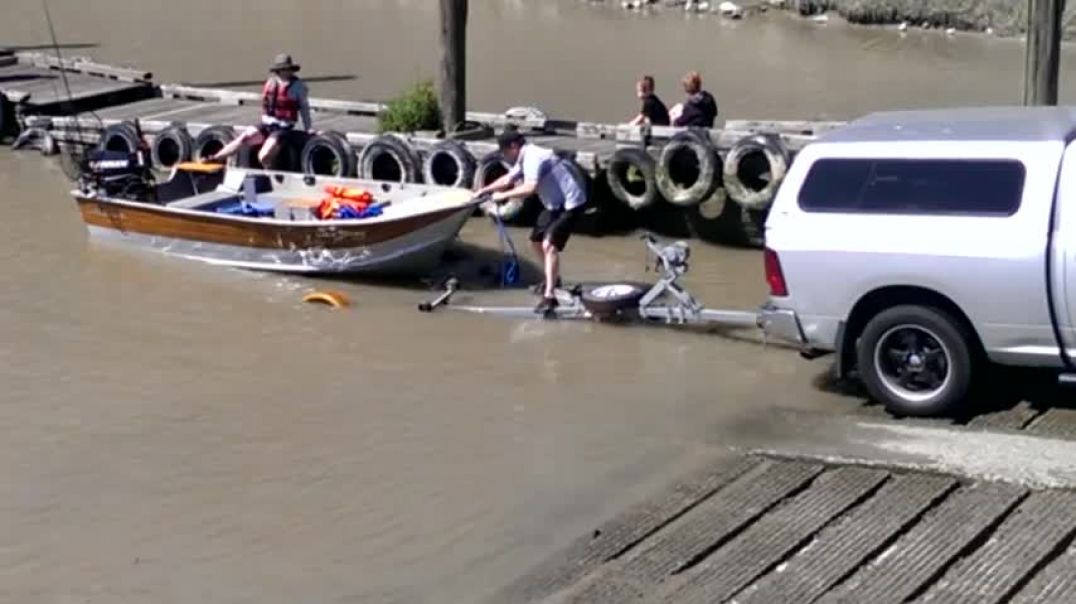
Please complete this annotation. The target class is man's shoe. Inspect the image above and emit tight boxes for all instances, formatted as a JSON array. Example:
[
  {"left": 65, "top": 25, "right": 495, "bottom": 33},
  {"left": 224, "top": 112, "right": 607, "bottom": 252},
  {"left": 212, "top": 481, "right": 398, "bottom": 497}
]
[{"left": 534, "top": 296, "right": 559, "bottom": 316}]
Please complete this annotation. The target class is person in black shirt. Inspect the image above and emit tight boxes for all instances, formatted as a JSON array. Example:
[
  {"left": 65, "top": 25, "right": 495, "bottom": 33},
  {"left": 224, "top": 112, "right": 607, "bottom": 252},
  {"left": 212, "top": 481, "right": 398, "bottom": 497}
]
[
  {"left": 670, "top": 71, "right": 718, "bottom": 128},
  {"left": 628, "top": 75, "right": 670, "bottom": 126}
]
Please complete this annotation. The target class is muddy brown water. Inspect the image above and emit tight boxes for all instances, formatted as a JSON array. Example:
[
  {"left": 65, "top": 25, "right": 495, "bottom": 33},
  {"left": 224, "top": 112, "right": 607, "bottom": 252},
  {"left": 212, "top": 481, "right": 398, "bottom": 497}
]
[{"left": 3, "top": 1, "right": 1075, "bottom": 602}]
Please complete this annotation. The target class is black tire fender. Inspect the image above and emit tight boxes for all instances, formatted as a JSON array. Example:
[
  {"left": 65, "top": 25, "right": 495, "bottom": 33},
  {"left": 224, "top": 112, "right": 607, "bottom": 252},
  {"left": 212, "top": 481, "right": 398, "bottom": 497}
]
[
  {"left": 151, "top": 123, "right": 193, "bottom": 169},
  {"left": 723, "top": 133, "right": 790, "bottom": 210},
  {"left": 423, "top": 140, "right": 477, "bottom": 188},
  {"left": 358, "top": 133, "right": 421, "bottom": 182},
  {"left": 655, "top": 130, "right": 720, "bottom": 207},
  {"left": 98, "top": 121, "right": 142, "bottom": 154},
  {"left": 606, "top": 147, "right": 659, "bottom": 211},
  {"left": 301, "top": 131, "right": 357, "bottom": 177},
  {"left": 856, "top": 305, "right": 975, "bottom": 417},
  {"left": 192, "top": 125, "right": 236, "bottom": 162},
  {"left": 559, "top": 156, "right": 606, "bottom": 235},
  {"left": 0, "top": 93, "right": 17, "bottom": 143},
  {"left": 686, "top": 188, "right": 767, "bottom": 248}
]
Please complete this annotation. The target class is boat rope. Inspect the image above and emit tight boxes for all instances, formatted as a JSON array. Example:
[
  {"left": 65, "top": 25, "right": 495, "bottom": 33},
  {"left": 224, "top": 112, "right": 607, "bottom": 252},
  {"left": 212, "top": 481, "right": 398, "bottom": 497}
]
[{"left": 489, "top": 209, "right": 520, "bottom": 287}]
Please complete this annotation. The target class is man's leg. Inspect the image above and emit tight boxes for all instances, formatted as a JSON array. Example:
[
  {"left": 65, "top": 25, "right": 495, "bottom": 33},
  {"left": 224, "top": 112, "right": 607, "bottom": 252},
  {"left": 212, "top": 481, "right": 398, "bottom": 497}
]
[
  {"left": 542, "top": 239, "right": 560, "bottom": 299},
  {"left": 258, "top": 132, "right": 282, "bottom": 168},
  {"left": 530, "top": 210, "right": 553, "bottom": 295},
  {"left": 211, "top": 126, "right": 263, "bottom": 162}
]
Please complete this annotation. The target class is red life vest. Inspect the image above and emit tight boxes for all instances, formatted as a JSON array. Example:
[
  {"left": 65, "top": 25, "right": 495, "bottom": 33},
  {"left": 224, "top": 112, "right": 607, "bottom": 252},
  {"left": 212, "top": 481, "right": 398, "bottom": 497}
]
[{"left": 262, "top": 78, "right": 299, "bottom": 123}]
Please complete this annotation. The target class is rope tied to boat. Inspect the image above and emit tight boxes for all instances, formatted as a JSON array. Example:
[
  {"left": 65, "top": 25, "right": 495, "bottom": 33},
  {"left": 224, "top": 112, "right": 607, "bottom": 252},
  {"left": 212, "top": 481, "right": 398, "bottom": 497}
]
[
  {"left": 484, "top": 198, "right": 520, "bottom": 287},
  {"left": 490, "top": 204, "right": 518, "bottom": 286}
]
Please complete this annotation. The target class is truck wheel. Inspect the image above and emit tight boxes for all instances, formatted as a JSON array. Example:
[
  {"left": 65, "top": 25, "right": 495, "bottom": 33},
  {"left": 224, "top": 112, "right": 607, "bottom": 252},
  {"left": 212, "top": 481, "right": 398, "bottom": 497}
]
[{"left": 857, "top": 305, "right": 974, "bottom": 417}]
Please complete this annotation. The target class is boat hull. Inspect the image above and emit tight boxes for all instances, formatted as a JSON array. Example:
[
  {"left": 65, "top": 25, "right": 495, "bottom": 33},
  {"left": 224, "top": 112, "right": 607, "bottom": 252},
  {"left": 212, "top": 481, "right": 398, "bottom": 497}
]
[{"left": 75, "top": 196, "right": 472, "bottom": 274}]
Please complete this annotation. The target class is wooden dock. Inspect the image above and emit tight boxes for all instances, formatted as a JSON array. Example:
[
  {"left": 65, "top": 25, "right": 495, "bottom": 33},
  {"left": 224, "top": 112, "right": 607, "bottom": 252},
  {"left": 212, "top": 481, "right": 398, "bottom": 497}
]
[
  {"left": 0, "top": 50, "right": 154, "bottom": 115},
  {"left": 1, "top": 51, "right": 846, "bottom": 245}
]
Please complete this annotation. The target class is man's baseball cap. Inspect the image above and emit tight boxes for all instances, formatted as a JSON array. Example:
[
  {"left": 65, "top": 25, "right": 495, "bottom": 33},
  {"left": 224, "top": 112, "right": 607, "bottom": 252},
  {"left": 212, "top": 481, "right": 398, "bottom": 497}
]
[{"left": 497, "top": 129, "right": 525, "bottom": 150}]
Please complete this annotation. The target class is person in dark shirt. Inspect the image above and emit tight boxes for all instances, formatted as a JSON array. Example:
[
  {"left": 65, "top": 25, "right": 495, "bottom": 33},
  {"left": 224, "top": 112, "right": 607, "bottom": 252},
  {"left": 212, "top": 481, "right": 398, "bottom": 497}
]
[
  {"left": 670, "top": 71, "right": 718, "bottom": 128},
  {"left": 628, "top": 75, "right": 670, "bottom": 126}
]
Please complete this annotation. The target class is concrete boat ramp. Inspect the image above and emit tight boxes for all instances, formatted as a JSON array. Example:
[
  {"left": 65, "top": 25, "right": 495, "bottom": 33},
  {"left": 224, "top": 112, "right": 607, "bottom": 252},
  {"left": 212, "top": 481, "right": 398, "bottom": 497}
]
[{"left": 497, "top": 452, "right": 1076, "bottom": 604}]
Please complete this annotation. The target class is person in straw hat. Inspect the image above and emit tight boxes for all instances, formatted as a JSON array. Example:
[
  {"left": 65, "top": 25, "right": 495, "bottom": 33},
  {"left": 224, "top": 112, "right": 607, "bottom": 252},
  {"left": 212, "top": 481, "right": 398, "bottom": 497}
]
[{"left": 209, "top": 53, "right": 313, "bottom": 167}]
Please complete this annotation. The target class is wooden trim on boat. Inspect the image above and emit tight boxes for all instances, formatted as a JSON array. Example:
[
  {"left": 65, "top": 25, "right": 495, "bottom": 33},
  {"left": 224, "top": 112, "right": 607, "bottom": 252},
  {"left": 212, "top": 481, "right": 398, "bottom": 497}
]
[{"left": 75, "top": 197, "right": 464, "bottom": 249}]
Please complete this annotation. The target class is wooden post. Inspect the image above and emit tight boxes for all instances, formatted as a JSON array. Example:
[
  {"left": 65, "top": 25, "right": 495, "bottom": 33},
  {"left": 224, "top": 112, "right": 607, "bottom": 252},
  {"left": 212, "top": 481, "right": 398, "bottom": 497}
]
[
  {"left": 438, "top": 0, "right": 467, "bottom": 132},
  {"left": 1024, "top": 0, "right": 1065, "bottom": 106}
]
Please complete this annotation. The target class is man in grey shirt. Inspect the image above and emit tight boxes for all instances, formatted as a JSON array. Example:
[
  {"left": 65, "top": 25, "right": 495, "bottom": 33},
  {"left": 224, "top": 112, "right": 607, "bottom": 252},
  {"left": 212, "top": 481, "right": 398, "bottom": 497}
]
[{"left": 475, "top": 130, "right": 588, "bottom": 315}]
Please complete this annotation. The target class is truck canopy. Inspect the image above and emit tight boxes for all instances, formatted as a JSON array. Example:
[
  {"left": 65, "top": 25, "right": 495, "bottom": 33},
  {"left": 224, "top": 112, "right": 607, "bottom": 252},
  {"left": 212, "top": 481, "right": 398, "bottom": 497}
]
[{"left": 821, "top": 106, "right": 1076, "bottom": 145}]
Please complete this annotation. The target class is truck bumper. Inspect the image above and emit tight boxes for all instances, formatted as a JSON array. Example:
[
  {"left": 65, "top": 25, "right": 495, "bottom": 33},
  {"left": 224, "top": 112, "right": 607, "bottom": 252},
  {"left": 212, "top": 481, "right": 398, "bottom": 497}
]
[{"left": 757, "top": 304, "right": 806, "bottom": 347}]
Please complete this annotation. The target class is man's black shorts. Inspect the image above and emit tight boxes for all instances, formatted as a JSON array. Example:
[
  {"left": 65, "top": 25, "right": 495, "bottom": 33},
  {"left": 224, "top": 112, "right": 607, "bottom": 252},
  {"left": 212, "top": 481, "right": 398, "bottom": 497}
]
[{"left": 531, "top": 204, "right": 585, "bottom": 251}]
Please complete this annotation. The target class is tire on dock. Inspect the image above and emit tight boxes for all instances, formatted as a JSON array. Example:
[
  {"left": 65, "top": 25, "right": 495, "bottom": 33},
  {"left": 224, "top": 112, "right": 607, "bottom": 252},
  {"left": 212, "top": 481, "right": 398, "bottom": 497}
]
[
  {"left": 238, "top": 130, "right": 306, "bottom": 171},
  {"left": 686, "top": 187, "right": 766, "bottom": 248},
  {"left": 560, "top": 156, "right": 606, "bottom": 235},
  {"left": 192, "top": 125, "right": 236, "bottom": 163},
  {"left": 0, "top": 93, "right": 17, "bottom": 145},
  {"left": 655, "top": 129, "right": 720, "bottom": 207},
  {"left": 359, "top": 134, "right": 421, "bottom": 183},
  {"left": 606, "top": 147, "right": 659, "bottom": 211},
  {"left": 722, "top": 133, "right": 790, "bottom": 211},
  {"left": 151, "top": 123, "right": 193, "bottom": 170},
  {"left": 474, "top": 150, "right": 539, "bottom": 224},
  {"left": 422, "top": 140, "right": 476, "bottom": 188},
  {"left": 301, "top": 131, "right": 357, "bottom": 177},
  {"left": 98, "top": 121, "right": 143, "bottom": 154}
]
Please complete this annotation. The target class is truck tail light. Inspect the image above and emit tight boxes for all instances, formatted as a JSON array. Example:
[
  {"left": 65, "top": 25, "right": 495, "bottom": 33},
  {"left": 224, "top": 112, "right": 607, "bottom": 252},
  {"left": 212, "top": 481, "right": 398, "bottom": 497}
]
[{"left": 764, "top": 247, "right": 788, "bottom": 297}]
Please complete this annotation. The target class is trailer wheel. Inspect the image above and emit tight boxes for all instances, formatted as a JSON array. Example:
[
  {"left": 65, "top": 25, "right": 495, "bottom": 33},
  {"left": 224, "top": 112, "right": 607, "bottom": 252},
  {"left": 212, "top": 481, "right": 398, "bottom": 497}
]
[
  {"left": 580, "top": 282, "right": 648, "bottom": 318},
  {"left": 856, "top": 305, "right": 974, "bottom": 417}
]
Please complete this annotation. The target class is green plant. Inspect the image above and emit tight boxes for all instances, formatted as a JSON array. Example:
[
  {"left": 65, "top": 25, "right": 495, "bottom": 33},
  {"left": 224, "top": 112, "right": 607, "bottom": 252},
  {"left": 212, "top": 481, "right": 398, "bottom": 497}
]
[{"left": 377, "top": 80, "right": 442, "bottom": 134}]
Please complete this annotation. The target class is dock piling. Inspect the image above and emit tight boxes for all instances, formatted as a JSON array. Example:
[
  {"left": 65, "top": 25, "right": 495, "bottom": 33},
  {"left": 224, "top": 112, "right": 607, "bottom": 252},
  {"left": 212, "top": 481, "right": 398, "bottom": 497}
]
[
  {"left": 438, "top": 0, "right": 468, "bottom": 133},
  {"left": 1024, "top": 0, "right": 1064, "bottom": 106}
]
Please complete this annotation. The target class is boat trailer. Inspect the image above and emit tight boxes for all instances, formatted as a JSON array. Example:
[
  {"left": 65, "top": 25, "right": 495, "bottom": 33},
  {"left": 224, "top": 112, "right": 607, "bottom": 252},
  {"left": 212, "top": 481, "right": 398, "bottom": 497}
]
[{"left": 418, "top": 234, "right": 771, "bottom": 335}]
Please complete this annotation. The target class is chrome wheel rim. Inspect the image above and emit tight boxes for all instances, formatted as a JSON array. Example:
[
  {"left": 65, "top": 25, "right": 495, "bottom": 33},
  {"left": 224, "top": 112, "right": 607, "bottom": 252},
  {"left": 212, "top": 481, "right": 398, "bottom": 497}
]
[{"left": 873, "top": 324, "right": 952, "bottom": 404}]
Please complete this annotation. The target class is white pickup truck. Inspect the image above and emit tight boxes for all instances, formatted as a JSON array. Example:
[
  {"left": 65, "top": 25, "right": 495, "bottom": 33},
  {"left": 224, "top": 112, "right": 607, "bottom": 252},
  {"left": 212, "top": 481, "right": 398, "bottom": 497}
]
[{"left": 759, "top": 107, "right": 1076, "bottom": 416}]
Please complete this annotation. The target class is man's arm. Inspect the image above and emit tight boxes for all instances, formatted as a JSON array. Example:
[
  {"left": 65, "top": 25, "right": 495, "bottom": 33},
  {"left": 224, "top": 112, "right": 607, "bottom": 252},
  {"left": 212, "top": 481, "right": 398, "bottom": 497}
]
[
  {"left": 297, "top": 82, "right": 313, "bottom": 131},
  {"left": 628, "top": 113, "right": 646, "bottom": 126},
  {"left": 491, "top": 181, "right": 537, "bottom": 203},
  {"left": 475, "top": 159, "right": 523, "bottom": 196},
  {"left": 475, "top": 172, "right": 515, "bottom": 196}
]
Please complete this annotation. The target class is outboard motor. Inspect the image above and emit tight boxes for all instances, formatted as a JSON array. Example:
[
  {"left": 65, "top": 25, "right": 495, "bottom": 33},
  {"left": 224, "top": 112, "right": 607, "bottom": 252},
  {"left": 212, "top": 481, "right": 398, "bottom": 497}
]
[{"left": 77, "top": 147, "right": 156, "bottom": 201}]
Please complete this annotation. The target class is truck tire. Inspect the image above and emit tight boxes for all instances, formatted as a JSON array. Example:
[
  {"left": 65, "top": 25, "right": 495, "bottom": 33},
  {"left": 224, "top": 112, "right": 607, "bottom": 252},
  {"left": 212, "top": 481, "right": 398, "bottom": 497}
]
[{"left": 856, "top": 305, "right": 974, "bottom": 417}]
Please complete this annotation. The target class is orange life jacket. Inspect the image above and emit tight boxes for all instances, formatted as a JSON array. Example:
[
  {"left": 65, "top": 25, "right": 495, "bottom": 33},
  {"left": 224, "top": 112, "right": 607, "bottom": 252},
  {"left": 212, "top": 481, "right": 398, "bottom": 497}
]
[
  {"left": 324, "top": 185, "right": 373, "bottom": 204},
  {"left": 262, "top": 78, "right": 299, "bottom": 124}
]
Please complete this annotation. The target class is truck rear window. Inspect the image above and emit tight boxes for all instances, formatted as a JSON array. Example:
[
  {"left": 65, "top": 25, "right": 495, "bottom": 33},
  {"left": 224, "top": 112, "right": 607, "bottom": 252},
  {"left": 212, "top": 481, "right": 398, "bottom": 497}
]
[{"left": 797, "top": 158, "right": 1025, "bottom": 216}]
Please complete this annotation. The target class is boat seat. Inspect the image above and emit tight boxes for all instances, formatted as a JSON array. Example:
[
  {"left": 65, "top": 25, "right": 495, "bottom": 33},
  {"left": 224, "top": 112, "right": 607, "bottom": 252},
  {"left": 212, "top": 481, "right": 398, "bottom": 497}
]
[{"left": 166, "top": 189, "right": 240, "bottom": 209}]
